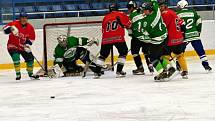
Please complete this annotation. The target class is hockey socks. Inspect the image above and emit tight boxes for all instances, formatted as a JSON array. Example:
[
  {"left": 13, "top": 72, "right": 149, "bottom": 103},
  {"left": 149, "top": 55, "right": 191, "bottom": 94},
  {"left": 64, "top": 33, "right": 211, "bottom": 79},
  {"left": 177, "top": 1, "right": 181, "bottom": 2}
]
[
  {"left": 26, "top": 60, "right": 34, "bottom": 77},
  {"left": 176, "top": 53, "right": 188, "bottom": 72},
  {"left": 10, "top": 52, "right": 21, "bottom": 78},
  {"left": 132, "top": 54, "right": 143, "bottom": 69}
]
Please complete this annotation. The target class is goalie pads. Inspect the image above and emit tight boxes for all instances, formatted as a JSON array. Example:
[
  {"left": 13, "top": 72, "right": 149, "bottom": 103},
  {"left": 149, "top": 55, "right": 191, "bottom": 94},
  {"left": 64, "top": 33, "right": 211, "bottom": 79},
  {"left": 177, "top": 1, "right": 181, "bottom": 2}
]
[
  {"left": 50, "top": 64, "right": 64, "bottom": 78},
  {"left": 36, "top": 64, "right": 64, "bottom": 78}
]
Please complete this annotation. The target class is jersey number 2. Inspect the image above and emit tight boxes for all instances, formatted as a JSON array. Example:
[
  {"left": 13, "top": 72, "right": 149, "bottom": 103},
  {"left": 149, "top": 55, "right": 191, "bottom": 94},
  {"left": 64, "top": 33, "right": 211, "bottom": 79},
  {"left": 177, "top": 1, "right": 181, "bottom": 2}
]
[{"left": 186, "top": 19, "right": 194, "bottom": 29}]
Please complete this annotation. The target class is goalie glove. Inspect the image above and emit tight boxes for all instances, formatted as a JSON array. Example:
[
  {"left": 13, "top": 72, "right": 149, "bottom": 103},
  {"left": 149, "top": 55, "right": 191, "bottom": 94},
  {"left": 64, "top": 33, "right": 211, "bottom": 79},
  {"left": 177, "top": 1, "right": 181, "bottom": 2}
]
[{"left": 87, "top": 37, "right": 99, "bottom": 47}]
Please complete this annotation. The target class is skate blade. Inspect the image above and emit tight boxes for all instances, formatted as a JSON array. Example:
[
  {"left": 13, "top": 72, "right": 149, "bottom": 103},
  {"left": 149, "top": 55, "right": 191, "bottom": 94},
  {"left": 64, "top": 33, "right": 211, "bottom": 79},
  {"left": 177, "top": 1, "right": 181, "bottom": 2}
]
[
  {"left": 93, "top": 76, "right": 101, "bottom": 79},
  {"left": 206, "top": 70, "right": 213, "bottom": 74},
  {"left": 182, "top": 76, "right": 188, "bottom": 79},
  {"left": 154, "top": 78, "right": 169, "bottom": 82},
  {"left": 167, "top": 71, "right": 180, "bottom": 81},
  {"left": 132, "top": 72, "right": 145, "bottom": 75},
  {"left": 30, "top": 78, "right": 40, "bottom": 80},
  {"left": 116, "top": 75, "right": 126, "bottom": 78}
]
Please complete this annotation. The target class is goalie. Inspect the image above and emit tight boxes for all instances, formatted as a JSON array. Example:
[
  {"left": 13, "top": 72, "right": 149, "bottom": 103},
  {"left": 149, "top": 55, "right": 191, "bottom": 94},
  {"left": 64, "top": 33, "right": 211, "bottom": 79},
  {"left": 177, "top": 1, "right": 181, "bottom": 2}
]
[{"left": 53, "top": 35, "right": 102, "bottom": 78}]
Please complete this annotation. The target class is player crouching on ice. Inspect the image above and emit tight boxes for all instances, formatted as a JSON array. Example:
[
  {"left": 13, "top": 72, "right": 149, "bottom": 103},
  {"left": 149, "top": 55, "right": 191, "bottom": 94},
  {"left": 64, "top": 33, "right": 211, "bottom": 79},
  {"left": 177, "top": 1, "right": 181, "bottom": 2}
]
[
  {"left": 54, "top": 35, "right": 102, "bottom": 78},
  {"left": 3, "top": 12, "right": 39, "bottom": 80}
]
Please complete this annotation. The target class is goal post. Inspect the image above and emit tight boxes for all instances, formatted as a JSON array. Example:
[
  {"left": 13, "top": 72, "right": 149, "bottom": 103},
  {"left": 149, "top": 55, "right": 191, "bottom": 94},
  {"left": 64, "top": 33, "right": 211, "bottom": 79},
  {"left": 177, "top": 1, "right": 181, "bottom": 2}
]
[{"left": 43, "top": 21, "right": 114, "bottom": 74}]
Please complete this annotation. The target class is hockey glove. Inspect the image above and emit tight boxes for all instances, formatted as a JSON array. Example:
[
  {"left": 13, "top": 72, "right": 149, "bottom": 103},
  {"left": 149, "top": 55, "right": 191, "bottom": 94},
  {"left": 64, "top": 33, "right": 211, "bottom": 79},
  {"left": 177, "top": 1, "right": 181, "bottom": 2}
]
[
  {"left": 116, "top": 16, "right": 125, "bottom": 28},
  {"left": 11, "top": 26, "right": 19, "bottom": 36},
  {"left": 24, "top": 44, "right": 31, "bottom": 53},
  {"left": 127, "top": 29, "right": 133, "bottom": 36},
  {"left": 3, "top": 26, "right": 19, "bottom": 36}
]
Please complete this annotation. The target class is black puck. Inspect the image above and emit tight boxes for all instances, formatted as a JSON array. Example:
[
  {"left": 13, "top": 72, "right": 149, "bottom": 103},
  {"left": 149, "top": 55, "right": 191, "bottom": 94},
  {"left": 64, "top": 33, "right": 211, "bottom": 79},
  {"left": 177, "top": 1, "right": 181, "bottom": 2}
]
[{"left": 50, "top": 96, "right": 55, "bottom": 99}]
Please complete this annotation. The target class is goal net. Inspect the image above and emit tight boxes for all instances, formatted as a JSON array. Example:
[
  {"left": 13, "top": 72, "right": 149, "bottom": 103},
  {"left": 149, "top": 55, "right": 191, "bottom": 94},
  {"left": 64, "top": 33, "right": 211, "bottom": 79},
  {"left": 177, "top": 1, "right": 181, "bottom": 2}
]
[{"left": 42, "top": 21, "right": 114, "bottom": 73}]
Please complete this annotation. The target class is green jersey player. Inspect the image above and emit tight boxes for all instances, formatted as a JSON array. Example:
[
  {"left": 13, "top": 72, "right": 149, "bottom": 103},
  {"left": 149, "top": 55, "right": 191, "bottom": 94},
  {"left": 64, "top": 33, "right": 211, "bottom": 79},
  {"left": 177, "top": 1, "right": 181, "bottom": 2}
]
[
  {"left": 54, "top": 35, "right": 102, "bottom": 78},
  {"left": 127, "top": 0, "right": 154, "bottom": 75},
  {"left": 140, "top": 0, "right": 177, "bottom": 81},
  {"left": 176, "top": 0, "right": 212, "bottom": 72}
]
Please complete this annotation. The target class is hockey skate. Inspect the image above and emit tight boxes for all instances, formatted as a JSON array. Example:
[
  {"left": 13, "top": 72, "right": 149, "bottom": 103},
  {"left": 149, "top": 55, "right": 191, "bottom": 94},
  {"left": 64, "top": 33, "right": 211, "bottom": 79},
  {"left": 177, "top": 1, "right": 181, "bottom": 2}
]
[
  {"left": 116, "top": 71, "right": 126, "bottom": 78},
  {"left": 148, "top": 64, "right": 154, "bottom": 75},
  {"left": 166, "top": 67, "right": 179, "bottom": 81},
  {"left": 132, "top": 67, "right": 145, "bottom": 75},
  {"left": 93, "top": 72, "right": 101, "bottom": 79},
  {"left": 204, "top": 65, "right": 212, "bottom": 73},
  {"left": 30, "top": 75, "right": 40, "bottom": 80},
  {"left": 181, "top": 71, "right": 188, "bottom": 79},
  {"left": 154, "top": 69, "right": 168, "bottom": 82},
  {"left": 16, "top": 75, "right": 21, "bottom": 80}
]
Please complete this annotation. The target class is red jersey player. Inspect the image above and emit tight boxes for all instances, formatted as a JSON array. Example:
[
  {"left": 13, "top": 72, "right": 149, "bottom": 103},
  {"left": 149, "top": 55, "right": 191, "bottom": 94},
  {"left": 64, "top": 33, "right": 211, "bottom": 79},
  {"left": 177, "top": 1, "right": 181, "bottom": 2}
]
[
  {"left": 158, "top": 0, "right": 188, "bottom": 79},
  {"left": 3, "top": 12, "right": 39, "bottom": 80},
  {"left": 97, "top": 3, "right": 131, "bottom": 78}
]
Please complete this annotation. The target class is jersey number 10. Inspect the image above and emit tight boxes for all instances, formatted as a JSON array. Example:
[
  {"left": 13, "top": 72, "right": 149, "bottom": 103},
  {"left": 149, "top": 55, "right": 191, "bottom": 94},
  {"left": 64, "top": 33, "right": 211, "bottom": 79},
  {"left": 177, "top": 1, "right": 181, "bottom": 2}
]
[{"left": 106, "top": 21, "right": 119, "bottom": 32}]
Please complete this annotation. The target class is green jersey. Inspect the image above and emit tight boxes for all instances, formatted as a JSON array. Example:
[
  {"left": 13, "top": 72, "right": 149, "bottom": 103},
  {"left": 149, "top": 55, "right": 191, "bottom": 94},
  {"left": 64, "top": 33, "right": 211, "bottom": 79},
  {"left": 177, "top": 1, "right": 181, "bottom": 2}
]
[
  {"left": 140, "top": 0, "right": 167, "bottom": 44},
  {"left": 54, "top": 36, "right": 88, "bottom": 65},
  {"left": 177, "top": 9, "right": 202, "bottom": 42},
  {"left": 129, "top": 10, "right": 151, "bottom": 43}
]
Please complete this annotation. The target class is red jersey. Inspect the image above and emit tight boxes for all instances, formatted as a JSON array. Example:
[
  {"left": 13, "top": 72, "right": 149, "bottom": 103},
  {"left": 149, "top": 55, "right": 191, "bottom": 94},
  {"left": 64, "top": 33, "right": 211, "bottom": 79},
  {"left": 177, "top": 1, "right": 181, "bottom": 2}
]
[
  {"left": 3, "top": 20, "right": 35, "bottom": 51},
  {"left": 102, "top": 11, "right": 131, "bottom": 45},
  {"left": 161, "top": 8, "right": 184, "bottom": 46}
]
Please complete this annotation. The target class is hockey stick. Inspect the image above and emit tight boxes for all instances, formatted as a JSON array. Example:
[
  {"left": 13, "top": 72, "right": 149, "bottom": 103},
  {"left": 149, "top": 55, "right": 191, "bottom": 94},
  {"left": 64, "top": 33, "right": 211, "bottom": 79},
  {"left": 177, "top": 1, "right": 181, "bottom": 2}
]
[
  {"left": 82, "top": 51, "right": 100, "bottom": 78},
  {"left": 32, "top": 53, "right": 52, "bottom": 79},
  {"left": 104, "top": 49, "right": 132, "bottom": 71}
]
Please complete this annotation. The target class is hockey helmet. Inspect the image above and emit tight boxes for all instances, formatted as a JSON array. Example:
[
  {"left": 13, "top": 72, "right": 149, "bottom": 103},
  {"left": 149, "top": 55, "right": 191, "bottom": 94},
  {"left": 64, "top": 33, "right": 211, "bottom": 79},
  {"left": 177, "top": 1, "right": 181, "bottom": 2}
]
[
  {"left": 19, "top": 11, "right": 28, "bottom": 18},
  {"left": 141, "top": 2, "right": 153, "bottom": 11},
  {"left": 127, "top": 1, "right": 137, "bottom": 9},
  {"left": 177, "top": 0, "right": 188, "bottom": 9},
  {"left": 158, "top": 0, "right": 168, "bottom": 5},
  {"left": 109, "top": 3, "right": 118, "bottom": 12},
  {"left": 57, "top": 35, "right": 67, "bottom": 47}
]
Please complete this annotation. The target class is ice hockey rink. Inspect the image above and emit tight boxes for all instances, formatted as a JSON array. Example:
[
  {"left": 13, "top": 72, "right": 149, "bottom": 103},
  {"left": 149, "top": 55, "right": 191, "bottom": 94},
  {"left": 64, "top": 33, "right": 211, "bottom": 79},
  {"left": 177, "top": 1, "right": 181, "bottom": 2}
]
[{"left": 0, "top": 56, "right": 215, "bottom": 121}]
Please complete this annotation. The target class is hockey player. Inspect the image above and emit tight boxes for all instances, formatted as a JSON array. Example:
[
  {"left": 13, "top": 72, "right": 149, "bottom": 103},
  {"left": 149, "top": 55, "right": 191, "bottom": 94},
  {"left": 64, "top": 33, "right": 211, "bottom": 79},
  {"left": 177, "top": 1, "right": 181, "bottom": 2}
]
[
  {"left": 177, "top": 0, "right": 212, "bottom": 72},
  {"left": 158, "top": 0, "right": 188, "bottom": 79},
  {"left": 140, "top": 0, "right": 176, "bottom": 81},
  {"left": 3, "top": 12, "right": 39, "bottom": 80},
  {"left": 54, "top": 35, "right": 102, "bottom": 78},
  {"left": 127, "top": 0, "right": 154, "bottom": 75},
  {"left": 97, "top": 3, "right": 132, "bottom": 78}
]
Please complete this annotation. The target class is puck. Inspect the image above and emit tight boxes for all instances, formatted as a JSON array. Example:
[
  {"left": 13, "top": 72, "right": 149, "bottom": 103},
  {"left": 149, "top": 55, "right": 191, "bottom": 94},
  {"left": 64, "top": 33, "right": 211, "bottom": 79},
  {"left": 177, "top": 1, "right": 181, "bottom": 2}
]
[{"left": 50, "top": 96, "right": 55, "bottom": 99}]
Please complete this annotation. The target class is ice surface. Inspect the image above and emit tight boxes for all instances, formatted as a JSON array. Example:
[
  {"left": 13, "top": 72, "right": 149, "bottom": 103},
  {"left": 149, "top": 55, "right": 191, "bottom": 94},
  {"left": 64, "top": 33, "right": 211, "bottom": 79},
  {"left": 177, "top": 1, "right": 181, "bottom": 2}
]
[{"left": 0, "top": 56, "right": 215, "bottom": 121}]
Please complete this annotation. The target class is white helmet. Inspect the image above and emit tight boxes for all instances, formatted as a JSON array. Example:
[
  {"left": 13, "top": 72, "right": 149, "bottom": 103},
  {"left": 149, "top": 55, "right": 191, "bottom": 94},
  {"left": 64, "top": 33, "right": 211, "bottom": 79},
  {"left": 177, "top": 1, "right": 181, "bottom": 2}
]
[
  {"left": 177, "top": 0, "right": 188, "bottom": 9},
  {"left": 57, "top": 34, "right": 67, "bottom": 47}
]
